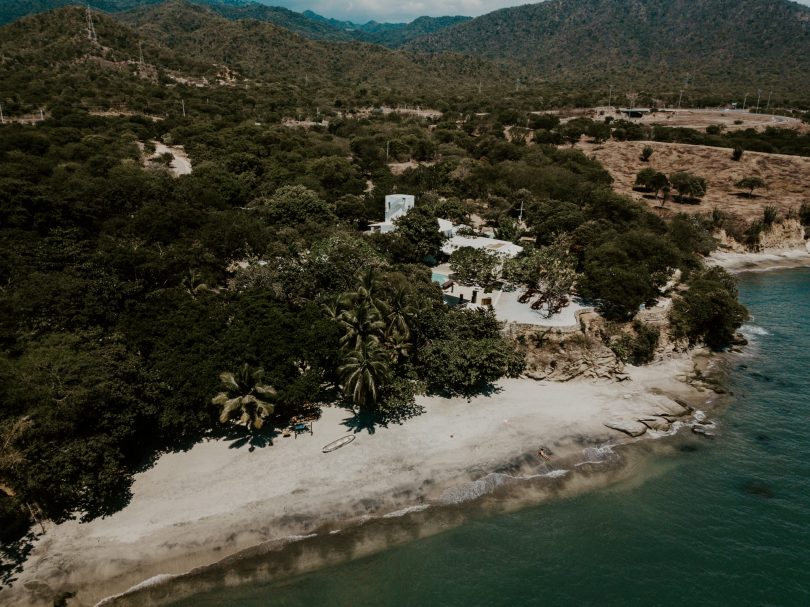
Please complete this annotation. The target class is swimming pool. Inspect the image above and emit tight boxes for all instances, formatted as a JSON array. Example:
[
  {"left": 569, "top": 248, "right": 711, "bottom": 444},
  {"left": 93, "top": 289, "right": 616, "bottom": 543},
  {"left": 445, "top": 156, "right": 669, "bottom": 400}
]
[{"left": 431, "top": 272, "right": 448, "bottom": 284}]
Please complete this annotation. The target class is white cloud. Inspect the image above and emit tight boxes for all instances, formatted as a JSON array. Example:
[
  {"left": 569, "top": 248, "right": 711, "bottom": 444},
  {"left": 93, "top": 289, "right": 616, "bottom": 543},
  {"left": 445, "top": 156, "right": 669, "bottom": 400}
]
[{"left": 265, "top": 0, "right": 810, "bottom": 23}]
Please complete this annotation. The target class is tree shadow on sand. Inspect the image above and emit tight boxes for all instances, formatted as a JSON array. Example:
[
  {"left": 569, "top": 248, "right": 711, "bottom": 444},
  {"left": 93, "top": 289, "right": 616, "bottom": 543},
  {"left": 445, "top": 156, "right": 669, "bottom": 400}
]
[
  {"left": 1, "top": 531, "right": 37, "bottom": 589},
  {"left": 340, "top": 400, "right": 427, "bottom": 435},
  {"left": 341, "top": 410, "right": 387, "bottom": 435},
  {"left": 221, "top": 425, "right": 280, "bottom": 452}
]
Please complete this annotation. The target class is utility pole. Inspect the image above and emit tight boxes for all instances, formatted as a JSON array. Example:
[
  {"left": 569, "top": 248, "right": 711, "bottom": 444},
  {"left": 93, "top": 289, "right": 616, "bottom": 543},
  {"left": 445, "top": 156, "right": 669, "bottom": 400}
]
[
  {"left": 766, "top": 90, "right": 772, "bottom": 112},
  {"left": 677, "top": 75, "right": 690, "bottom": 110},
  {"left": 755, "top": 89, "right": 762, "bottom": 114},
  {"left": 518, "top": 199, "right": 525, "bottom": 224},
  {"left": 386, "top": 140, "right": 390, "bottom": 160},
  {"left": 0, "top": 103, "right": 4, "bottom": 125},
  {"left": 181, "top": 99, "right": 186, "bottom": 118},
  {"left": 742, "top": 93, "right": 748, "bottom": 111},
  {"left": 39, "top": 108, "right": 44, "bottom": 121}
]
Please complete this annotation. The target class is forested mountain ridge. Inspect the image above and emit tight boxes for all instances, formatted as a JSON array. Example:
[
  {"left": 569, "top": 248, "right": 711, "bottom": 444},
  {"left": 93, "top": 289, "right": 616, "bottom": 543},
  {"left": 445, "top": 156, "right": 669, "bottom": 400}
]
[
  {"left": 407, "top": 0, "right": 810, "bottom": 104},
  {"left": 0, "top": 0, "right": 470, "bottom": 47},
  {"left": 114, "top": 1, "right": 511, "bottom": 99},
  {"left": 0, "top": 3, "right": 512, "bottom": 116}
]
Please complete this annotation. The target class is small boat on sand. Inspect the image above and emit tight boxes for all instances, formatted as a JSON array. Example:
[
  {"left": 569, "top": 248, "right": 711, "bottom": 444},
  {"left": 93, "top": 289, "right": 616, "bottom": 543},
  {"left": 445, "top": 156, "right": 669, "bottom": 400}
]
[{"left": 322, "top": 435, "right": 356, "bottom": 453}]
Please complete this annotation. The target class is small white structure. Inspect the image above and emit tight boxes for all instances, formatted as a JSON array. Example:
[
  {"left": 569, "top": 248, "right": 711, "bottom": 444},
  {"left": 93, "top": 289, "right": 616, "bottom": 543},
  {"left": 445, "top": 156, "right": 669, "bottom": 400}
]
[
  {"left": 368, "top": 194, "right": 415, "bottom": 234},
  {"left": 442, "top": 235, "right": 523, "bottom": 259}
]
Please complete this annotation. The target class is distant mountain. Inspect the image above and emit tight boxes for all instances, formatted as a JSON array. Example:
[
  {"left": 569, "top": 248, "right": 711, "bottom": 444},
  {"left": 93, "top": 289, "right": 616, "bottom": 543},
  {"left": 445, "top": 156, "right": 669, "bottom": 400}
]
[
  {"left": 301, "top": 10, "right": 471, "bottom": 46},
  {"left": 406, "top": 0, "right": 810, "bottom": 102},
  {"left": 0, "top": 0, "right": 163, "bottom": 26}
]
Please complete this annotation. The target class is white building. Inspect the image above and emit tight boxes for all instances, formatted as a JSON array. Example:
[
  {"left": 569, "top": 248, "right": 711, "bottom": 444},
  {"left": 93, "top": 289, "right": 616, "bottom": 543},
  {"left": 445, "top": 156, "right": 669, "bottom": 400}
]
[
  {"left": 366, "top": 194, "right": 462, "bottom": 240},
  {"left": 441, "top": 235, "right": 523, "bottom": 259},
  {"left": 368, "top": 194, "right": 415, "bottom": 234}
]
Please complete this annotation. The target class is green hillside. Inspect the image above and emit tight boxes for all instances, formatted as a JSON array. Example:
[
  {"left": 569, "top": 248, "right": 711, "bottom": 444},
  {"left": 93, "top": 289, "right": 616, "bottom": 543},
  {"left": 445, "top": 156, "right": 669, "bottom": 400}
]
[
  {"left": 116, "top": 1, "right": 509, "bottom": 99},
  {"left": 0, "top": 2, "right": 513, "bottom": 117},
  {"left": 407, "top": 0, "right": 810, "bottom": 105},
  {"left": 0, "top": 0, "right": 469, "bottom": 46}
]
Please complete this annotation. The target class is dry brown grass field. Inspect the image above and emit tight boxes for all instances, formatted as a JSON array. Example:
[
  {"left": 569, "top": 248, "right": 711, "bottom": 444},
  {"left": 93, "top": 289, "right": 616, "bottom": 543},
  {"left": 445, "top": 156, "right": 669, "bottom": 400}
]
[{"left": 579, "top": 139, "right": 810, "bottom": 221}]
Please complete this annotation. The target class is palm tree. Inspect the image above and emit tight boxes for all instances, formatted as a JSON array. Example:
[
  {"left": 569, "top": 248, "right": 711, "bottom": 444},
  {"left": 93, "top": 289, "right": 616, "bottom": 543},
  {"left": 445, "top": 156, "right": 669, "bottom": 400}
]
[
  {"left": 338, "top": 340, "right": 391, "bottom": 408},
  {"left": 384, "top": 283, "right": 416, "bottom": 340},
  {"left": 338, "top": 304, "right": 386, "bottom": 351},
  {"left": 385, "top": 329, "right": 412, "bottom": 363},
  {"left": 343, "top": 268, "right": 388, "bottom": 316},
  {"left": 211, "top": 364, "right": 277, "bottom": 431}
]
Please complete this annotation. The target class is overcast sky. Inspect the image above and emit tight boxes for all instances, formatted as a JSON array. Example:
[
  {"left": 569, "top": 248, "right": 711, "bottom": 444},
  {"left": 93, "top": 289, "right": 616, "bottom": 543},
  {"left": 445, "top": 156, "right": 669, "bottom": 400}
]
[{"left": 265, "top": 0, "right": 810, "bottom": 23}]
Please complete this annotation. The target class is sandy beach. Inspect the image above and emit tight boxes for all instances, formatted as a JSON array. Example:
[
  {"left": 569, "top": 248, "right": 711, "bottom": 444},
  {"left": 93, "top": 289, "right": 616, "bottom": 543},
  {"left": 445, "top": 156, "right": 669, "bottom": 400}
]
[
  {"left": 709, "top": 243, "right": 810, "bottom": 273},
  {"left": 1, "top": 357, "right": 712, "bottom": 607}
]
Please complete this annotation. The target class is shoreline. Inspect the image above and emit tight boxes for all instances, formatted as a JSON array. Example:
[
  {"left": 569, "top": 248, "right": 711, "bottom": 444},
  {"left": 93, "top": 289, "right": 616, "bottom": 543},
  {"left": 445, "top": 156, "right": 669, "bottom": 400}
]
[
  {"left": 708, "top": 242, "right": 810, "bottom": 274},
  {"left": 0, "top": 353, "right": 717, "bottom": 607}
]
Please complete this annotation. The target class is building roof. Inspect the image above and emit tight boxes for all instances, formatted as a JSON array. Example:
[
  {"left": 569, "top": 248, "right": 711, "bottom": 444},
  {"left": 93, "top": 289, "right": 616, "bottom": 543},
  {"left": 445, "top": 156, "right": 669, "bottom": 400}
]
[{"left": 442, "top": 235, "right": 523, "bottom": 258}]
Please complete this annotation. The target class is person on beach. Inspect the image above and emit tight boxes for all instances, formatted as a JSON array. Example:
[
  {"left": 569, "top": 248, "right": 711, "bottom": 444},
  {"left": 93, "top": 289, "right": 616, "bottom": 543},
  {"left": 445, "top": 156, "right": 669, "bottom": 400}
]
[{"left": 538, "top": 448, "right": 551, "bottom": 461}]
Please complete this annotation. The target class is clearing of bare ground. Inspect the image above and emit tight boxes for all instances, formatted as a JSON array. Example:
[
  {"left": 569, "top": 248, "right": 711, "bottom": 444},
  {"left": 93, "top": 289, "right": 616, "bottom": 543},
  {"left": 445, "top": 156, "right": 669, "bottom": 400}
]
[{"left": 578, "top": 140, "right": 810, "bottom": 221}]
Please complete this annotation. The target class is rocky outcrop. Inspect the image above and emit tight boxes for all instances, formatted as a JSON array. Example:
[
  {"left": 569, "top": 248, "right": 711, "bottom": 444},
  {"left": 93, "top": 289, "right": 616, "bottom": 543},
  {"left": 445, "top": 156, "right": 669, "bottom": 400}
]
[
  {"left": 604, "top": 420, "right": 649, "bottom": 437},
  {"left": 522, "top": 332, "right": 628, "bottom": 382},
  {"left": 759, "top": 219, "right": 806, "bottom": 250}
]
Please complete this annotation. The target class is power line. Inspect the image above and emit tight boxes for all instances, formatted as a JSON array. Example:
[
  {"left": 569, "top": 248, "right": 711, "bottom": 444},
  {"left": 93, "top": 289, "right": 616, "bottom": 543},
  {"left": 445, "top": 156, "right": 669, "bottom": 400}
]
[{"left": 86, "top": 4, "right": 98, "bottom": 43}]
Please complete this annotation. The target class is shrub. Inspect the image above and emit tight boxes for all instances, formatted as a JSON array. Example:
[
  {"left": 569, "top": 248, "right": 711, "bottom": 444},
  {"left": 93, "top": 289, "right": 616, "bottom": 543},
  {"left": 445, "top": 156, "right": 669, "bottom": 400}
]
[
  {"left": 732, "top": 146, "right": 744, "bottom": 161},
  {"left": 608, "top": 321, "right": 660, "bottom": 365},
  {"left": 670, "top": 267, "right": 749, "bottom": 350},
  {"left": 763, "top": 205, "right": 779, "bottom": 226},
  {"left": 743, "top": 220, "right": 764, "bottom": 248},
  {"left": 640, "top": 146, "right": 654, "bottom": 161},
  {"left": 799, "top": 202, "right": 810, "bottom": 227}
]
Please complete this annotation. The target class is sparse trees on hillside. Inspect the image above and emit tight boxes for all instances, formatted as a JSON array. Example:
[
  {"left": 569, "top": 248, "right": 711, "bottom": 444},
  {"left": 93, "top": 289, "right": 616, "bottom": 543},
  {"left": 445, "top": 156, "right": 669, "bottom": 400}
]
[
  {"left": 735, "top": 176, "right": 767, "bottom": 197},
  {"left": 670, "top": 171, "right": 708, "bottom": 203}
]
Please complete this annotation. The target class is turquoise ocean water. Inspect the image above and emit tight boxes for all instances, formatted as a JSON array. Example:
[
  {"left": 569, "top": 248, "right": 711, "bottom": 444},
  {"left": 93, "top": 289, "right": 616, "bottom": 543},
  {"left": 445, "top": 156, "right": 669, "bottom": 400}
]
[{"left": 170, "top": 267, "right": 810, "bottom": 607}]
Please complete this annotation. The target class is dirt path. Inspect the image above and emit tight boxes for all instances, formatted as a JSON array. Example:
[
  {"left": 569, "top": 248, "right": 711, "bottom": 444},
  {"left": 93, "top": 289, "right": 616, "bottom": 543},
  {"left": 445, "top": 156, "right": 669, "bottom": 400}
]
[{"left": 138, "top": 141, "right": 192, "bottom": 177}]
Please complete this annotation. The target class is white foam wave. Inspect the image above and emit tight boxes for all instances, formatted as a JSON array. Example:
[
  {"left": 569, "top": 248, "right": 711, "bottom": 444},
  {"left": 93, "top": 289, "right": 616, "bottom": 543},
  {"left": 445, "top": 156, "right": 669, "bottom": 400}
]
[
  {"left": 540, "top": 469, "right": 569, "bottom": 479},
  {"left": 438, "top": 472, "right": 515, "bottom": 504},
  {"left": 382, "top": 504, "right": 430, "bottom": 518},
  {"left": 96, "top": 574, "right": 178, "bottom": 605},
  {"left": 741, "top": 324, "right": 770, "bottom": 337},
  {"left": 577, "top": 445, "right": 618, "bottom": 466},
  {"left": 646, "top": 421, "right": 684, "bottom": 439}
]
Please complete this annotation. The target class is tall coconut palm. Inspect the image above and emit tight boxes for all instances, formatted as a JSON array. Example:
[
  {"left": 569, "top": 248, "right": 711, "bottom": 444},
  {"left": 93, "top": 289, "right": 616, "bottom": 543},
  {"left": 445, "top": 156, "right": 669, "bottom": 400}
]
[
  {"left": 338, "top": 340, "right": 392, "bottom": 408},
  {"left": 384, "top": 283, "right": 416, "bottom": 340},
  {"left": 342, "top": 268, "right": 388, "bottom": 316},
  {"left": 338, "top": 304, "right": 386, "bottom": 351},
  {"left": 212, "top": 364, "right": 277, "bottom": 431}
]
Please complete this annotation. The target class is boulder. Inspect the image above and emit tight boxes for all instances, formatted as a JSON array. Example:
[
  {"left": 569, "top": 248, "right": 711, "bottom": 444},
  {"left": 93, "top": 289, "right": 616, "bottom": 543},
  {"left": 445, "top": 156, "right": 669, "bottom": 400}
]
[
  {"left": 639, "top": 418, "right": 672, "bottom": 432},
  {"left": 605, "top": 420, "right": 648, "bottom": 437}
]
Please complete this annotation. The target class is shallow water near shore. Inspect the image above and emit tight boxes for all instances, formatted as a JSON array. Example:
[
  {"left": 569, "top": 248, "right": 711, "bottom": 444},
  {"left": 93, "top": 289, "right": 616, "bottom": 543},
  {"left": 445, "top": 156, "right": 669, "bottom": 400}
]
[{"left": 165, "top": 268, "right": 810, "bottom": 607}]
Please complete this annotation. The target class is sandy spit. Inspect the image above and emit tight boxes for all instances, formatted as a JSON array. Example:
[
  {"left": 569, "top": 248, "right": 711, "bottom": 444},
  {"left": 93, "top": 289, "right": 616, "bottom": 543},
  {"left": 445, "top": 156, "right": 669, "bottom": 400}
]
[{"left": 1, "top": 357, "right": 708, "bottom": 607}]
